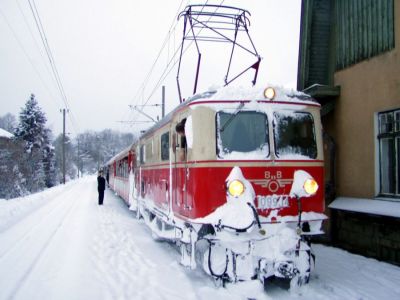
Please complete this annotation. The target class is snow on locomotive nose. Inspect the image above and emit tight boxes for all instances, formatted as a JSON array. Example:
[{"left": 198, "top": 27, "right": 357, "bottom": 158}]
[
  {"left": 192, "top": 166, "right": 321, "bottom": 286},
  {"left": 195, "top": 166, "right": 258, "bottom": 232}
]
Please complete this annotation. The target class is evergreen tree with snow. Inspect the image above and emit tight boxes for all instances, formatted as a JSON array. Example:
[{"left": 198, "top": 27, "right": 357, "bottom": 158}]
[
  {"left": 0, "top": 139, "right": 29, "bottom": 199},
  {"left": 14, "top": 94, "right": 55, "bottom": 191},
  {"left": 53, "top": 133, "right": 76, "bottom": 181},
  {"left": 0, "top": 113, "right": 17, "bottom": 133},
  {"left": 43, "top": 128, "right": 58, "bottom": 187}
]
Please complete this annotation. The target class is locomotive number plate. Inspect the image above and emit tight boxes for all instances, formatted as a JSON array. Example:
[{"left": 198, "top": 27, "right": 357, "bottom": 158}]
[{"left": 256, "top": 195, "right": 289, "bottom": 210}]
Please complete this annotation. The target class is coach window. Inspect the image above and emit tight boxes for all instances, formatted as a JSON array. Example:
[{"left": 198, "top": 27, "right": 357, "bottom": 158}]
[
  {"left": 273, "top": 111, "right": 317, "bottom": 159},
  {"left": 161, "top": 132, "right": 170, "bottom": 161},
  {"left": 145, "top": 141, "right": 153, "bottom": 162},
  {"left": 124, "top": 157, "right": 129, "bottom": 178},
  {"left": 378, "top": 109, "right": 400, "bottom": 197},
  {"left": 216, "top": 111, "right": 269, "bottom": 158},
  {"left": 140, "top": 145, "right": 145, "bottom": 164}
]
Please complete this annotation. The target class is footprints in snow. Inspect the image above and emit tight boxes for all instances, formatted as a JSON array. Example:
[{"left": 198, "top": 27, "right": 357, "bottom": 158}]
[{"left": 91, "top": 203, "right": 158, "bottom": 299}]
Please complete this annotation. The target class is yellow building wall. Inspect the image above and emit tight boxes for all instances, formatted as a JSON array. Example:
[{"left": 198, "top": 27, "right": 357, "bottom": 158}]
[{"left": 329, "top": 1, "right": 400, "bottom": 198}]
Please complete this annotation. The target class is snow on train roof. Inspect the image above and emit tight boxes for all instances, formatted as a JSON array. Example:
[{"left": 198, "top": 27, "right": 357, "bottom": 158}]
[
  {"left": 188, "top": 85, "right": 317, "bottom": 104},
  {"left": 139, "top": 85, "right": 318, "bottom": 139},
  {"left": 105, "top": 144, "right": 133, "bottom": 165}
]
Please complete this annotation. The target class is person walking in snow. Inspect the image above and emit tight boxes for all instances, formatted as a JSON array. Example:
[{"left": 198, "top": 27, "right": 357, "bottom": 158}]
[{"left": 97, "top": 170, "right": 106, "bottom": 205}]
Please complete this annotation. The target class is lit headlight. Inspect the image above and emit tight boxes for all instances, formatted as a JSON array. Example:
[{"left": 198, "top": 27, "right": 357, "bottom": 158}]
[
  {"left": 264, "top": 87, "right": 275, "bottom": 100},
  {"left": 289, "top": 170, "right": 319, "bottom": 198},
  {"left": 304, "top": 178, "right": 319, "bottom": 195},
  {"left": 228, "top": 180, "right": 245, "bottom": 197}
]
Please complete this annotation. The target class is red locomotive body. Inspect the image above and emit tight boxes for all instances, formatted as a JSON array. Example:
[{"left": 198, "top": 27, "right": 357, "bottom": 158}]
[{"left": 107, "top": 86, "right": 326, "bottom": 287}]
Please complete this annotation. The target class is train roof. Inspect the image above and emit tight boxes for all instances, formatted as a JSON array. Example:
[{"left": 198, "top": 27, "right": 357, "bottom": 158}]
[
  {"left": 200, "top": 85, "right": 315, "bottom": 103},
  {"left": 139, "top": 85, "right": 318, "bottom": 140},
  {"left": 105, "top": 144, "right": 134, "bottom": 166}
]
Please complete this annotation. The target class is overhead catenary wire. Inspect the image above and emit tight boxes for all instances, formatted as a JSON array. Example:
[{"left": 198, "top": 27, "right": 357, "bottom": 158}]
[
  {"left": 125, "top": 0, "right": 203, "bottom": 119},
  {"left": 27, "top": 0, "right": 80, "bottom": 135},
  {"left": 0, "top": 0, "right": 80, "bottom": 136},
  {"left": 126, "top": 0, "right": 228, "bottom": 129},
  {"left": 28, "top": 0, "right": 68, "bottom": 106},
  {"left": 123, "top": 0, "right": 190, "bottom": 125},
  {"left": 137, "top": 0, "right": 224, "bottom": 106},
  {"left": 15, "top": 0, "right": 59, "bottom": 98},
  {"left": 130, "top": 0, "right": 189, "bottom": 103},
  {"left": 0, "top": 6, "right": 61, "bottom": 111},
  {"left": 128, "top": 0, "right": 225, "bottom": 127}
]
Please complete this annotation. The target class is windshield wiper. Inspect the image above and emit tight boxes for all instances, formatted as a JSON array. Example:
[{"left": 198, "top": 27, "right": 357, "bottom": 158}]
[{"left": 220, "top": 102, "right": 245, "bottom": 132}]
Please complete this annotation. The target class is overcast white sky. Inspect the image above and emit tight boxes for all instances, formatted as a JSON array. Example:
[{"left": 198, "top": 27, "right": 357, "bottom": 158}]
[{"left": 0, "top": 0, "right": 301, "bottom": 137}]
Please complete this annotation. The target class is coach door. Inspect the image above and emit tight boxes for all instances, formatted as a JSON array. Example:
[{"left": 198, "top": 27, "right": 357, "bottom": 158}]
[{"left": 173, "top": 115, "right": 189, "bottom": 214}]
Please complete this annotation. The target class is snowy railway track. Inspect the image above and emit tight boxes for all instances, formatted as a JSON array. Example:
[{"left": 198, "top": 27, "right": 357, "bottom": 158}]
[
  {"left": 0, "top": 184, "right": 80, "bottom": 260},
  {"left": 0, "top": 181, "right": 90, "bottom": 300}
]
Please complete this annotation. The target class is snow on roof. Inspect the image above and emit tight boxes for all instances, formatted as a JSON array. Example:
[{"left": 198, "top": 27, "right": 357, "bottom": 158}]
[
  {"left": 105, "top": 144, "right": 133, "bottom": 166},
  {"left": 203, "top": 85, "right": 316, "bottom": 103},
  {"left": 329, "top": 197, "right": 400, "bottom": 218},
  {"left": 0, "top": 128, "right": 13, "bottom": 139},
  {"left": 139, "top": 85, "right": 318, "bottom": 139}
]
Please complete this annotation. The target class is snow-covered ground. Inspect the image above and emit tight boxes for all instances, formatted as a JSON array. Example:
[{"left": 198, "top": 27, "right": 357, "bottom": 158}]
[{"left": 1, "top": 176, "right": 400, "bottom": 300}]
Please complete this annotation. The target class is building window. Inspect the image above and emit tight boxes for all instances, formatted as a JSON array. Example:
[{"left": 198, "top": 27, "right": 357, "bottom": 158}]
[{"left": 378, "top": 109, "right": 400, "bottom": 197}]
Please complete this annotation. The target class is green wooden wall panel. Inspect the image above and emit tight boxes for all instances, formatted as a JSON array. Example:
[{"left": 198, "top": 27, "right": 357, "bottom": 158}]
[{"left": 335, "top": 0, "right": 395, "bottom": 70}]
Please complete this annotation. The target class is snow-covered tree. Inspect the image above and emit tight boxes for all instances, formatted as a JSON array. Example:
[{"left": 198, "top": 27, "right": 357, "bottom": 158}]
[
  {"left": 43, "top": 128, "right": 58, "bottom": 187},
  {"left": 14, "top": 94, "right": 47, "bottom": 151},
  {"left": 72, "top": 130, "right": 135, "bottom": 175},
  {"left": 14, "top": 94, "right": 55, "bottom": 191},
  {"left": 0, "top": 113, "right": 17, "bottom": 133},
  {"left": 53, "top": 133, "right": 76, "bottom": 182},
  {"left": 0, "top": 138, "right": 29, "bottom": 199}
]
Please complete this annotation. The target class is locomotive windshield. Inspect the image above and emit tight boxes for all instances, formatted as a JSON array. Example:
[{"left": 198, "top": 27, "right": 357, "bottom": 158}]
[
  {"left": 216, "top": 111, "right": 269, "bottom": 158},
  {"left": 273, "top": 111, "right": 317, "bottom": 159}
]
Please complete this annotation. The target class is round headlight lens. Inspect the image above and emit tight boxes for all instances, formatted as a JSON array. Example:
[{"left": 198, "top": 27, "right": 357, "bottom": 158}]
[
  {"left": 303, "top": 179, "right": 319, "bottom": 195},
  {"left": 264, "top": 87, "right": 276, "bottom": 100},
  {"left": 228, "top": 180, "right": 245, "bottom": 197}
]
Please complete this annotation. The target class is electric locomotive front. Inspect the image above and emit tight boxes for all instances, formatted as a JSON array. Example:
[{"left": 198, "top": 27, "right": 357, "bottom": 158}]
[
  {"left": 180, "top": 87, "right": 325, "bottom": 220},
  {"left": 174, "top": 86, "right": 326, "bottom": 287}
]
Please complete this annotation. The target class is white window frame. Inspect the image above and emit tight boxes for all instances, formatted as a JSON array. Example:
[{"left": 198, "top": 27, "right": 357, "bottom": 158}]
[{"left": 375, "top": 108, "right": 400, "bottom": 199}]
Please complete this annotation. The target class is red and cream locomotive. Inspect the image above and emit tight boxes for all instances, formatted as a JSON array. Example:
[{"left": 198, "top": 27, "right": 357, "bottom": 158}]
[
  {"left": 107, "top": 4, "right": 326, "bottom": 289},
  {"left": 107, "top": 85, "right": 326, "bottom": 288}
]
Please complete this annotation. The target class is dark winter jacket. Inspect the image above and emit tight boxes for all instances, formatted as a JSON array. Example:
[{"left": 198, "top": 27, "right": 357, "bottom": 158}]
[{"left": 97, "top": 176, "right": 106, "bottom": 191}]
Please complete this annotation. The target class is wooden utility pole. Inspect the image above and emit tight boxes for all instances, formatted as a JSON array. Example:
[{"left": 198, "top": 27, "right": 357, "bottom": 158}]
[
  {"left": 129, "top": 86, "right": 166, "bottom": 123},
  {"left": 62, "top": 109, "right": 66, "bottom": 184},
  {"left": 77, "top": 138, "right": 80, "bottom": 178},
  {"left": 162, "top": 85, "right": 165, "bottom": 118},
  {"left": 60, "top": 109, "right": 68, "bottom": 184}
]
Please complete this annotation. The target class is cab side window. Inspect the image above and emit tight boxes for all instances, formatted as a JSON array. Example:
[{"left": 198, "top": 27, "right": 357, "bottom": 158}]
[
  {"left": 175, "top": 118, "right": 187, "bottom": 161},
  {"left": 161, "top": 132, "right": 170, "bottom": 161}
]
